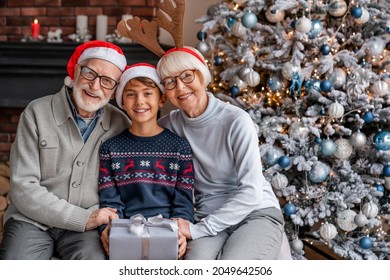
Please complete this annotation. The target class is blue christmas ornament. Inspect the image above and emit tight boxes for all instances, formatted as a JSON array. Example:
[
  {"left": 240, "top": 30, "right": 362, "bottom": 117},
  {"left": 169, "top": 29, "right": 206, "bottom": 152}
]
[
  {"left": 214, "top": 56, "right": 223, "bottom": 66},
  {"left": 290, "top": 20, "right": 296, "bottom": 29},
  {"left": 362, "top": 111, "right": 374, "bottom": 123},
  {"left": 267, "top": 75, "right": 284, "bottom": 92},
  {"left": 284, "top": 203, "right": 297, "bottom": 217},
  {"left": 278, "top": 155, "right": 291, "bottom": 168},
  {"left": 383, "top": 165, "right": 390, "bottom": 177},
  {"left": 263, "top": 146, "right": 284, "bottom": 167},
  {"left": 386, "top": 41, "right": 390, "bottom": 51},
  {"left": 315, "top": 137, "right": 323, "bottom": 144},
  {"left": 321, "top": 139, "right": 337, "bottom": 156},
  {"left": 374, "top": 183, "right": 385, "bottom": 193},
  {"left": 359, "top": 236, "right": 372, "bottom": 249},
  {"left": 320, "top": 80, "right": 332, "bottom": 92},
  {"left": 350, "top": 6, "right": 363, "bottom": 18},
  {"left": 320, "top": 44, "right": 331, "bottom": 55},
  {"left": 227, "top": 17, "right": 236, "bottom": 28},
  {"left": 320, "top": 107, "right": 326, "bottom": 116},
  {"left": 373, "top": 131, "right": 390, "bottom": 150},
  {"left": 242, "top": 11, "right": 257, "bottom": 29},
  {"left": 387, "top": 27, "right": 390, "bottom": 34},
  {"left": 196, "top": 31, "right": 207, "bottom": 41},
  {"left": 308, "top": 162, "right": 329, "bottom": 183},
  {"left": 308, "top": 19, "right": 323, "bottom": 39},
  {"left": 230, "top": 85, "right": 240, "bottom": 97}
]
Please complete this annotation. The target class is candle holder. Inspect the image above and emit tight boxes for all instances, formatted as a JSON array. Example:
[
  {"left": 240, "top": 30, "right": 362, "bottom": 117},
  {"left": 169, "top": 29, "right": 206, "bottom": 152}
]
[{"left": 21, "top": 34, "right": 45, "bottom": 42}]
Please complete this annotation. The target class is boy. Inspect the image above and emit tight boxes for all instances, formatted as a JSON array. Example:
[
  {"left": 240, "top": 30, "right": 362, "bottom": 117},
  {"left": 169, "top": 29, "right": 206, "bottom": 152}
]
[{"left": 98, "top": 63, "right": 194, "bottom": 259}]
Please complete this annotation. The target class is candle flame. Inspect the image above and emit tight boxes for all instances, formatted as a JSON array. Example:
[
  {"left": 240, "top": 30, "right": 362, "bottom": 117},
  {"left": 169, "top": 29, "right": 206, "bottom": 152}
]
[{"left": 34, "top": 19, "right": 38, "bottom": 24}]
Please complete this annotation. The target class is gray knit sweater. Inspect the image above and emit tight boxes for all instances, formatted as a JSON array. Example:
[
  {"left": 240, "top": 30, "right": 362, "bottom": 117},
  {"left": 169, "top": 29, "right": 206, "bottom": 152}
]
[{"left": 158, "top": 92, "right": 280, "bottom": 240}]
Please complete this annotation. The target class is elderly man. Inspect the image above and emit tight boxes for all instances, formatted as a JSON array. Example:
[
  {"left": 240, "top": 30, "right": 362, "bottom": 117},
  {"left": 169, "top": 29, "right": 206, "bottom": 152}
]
[{"left": 0, "top": 41, "right": 131, "bottom": 260}]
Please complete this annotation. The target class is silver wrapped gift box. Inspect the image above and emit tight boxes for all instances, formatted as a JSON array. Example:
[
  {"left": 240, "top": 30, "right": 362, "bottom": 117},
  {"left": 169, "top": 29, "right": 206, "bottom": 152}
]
[{"left": 109, "top": 214, "right": 178, "bottom": 260}]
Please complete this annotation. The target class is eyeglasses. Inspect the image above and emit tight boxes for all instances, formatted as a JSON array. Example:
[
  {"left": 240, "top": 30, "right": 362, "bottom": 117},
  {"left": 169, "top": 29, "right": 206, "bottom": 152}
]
[
  {"left": 79, "top": 65, "right": 119, "bottom": 90},
  {"left": 160, "top": 69, "right": 196, "bottom": 90}
]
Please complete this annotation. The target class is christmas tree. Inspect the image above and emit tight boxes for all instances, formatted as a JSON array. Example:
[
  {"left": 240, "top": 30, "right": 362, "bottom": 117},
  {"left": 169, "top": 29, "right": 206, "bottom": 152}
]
[{"left": 194, "top": 0, "right": 390, "bottom": 260}]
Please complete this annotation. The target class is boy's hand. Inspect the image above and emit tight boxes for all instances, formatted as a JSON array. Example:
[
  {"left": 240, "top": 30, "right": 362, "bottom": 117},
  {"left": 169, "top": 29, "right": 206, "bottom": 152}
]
[
  {"left": 100, "top": 220, "right": 112, "bottom": 255},
  {"left": 178, "top": 231, "right": 187, "bottom": 259}
]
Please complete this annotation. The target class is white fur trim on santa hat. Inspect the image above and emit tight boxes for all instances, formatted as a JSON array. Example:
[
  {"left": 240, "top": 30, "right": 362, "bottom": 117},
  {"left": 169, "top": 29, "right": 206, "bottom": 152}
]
[
  {"left": 116, "top": 63, "right": 165, "bottom": 108},
  {"left": 78, "top": 47, "right": 127, "bottom": 71}
]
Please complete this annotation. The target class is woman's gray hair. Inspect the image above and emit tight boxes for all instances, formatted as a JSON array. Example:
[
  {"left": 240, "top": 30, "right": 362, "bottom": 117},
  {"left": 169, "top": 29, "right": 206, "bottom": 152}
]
[{"left": 156, "top": 46, "right": 212, "bottom": 87}]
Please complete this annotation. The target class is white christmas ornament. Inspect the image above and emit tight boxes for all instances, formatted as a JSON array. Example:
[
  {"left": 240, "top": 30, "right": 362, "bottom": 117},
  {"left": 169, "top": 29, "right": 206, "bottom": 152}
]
[
  {"left": 265, "top": 6, "right": 285, "bottom": 23},
  {"left": 328, "top": 102, "right": 344, "bottom": 119},
  {"left": 231, "top": 21, "right": 247, "bottom": 38},
  {"left": 362, "top": 202, "right": 378, "bottom": 218},
  {"left": 367, "top": 37, "right": 385, "bottom": 56},
  {"left": 334, "top": 138, "right": 353, "bottom": 160},
  {"left": 328, "top": 0, "right": 348, "bottom": 17},
  {"left": 238, "top": 66, "right": 251, "bottom": 80},
  {"left": 370, "top": 80, "right": 389, "bottom": 97},
  {"left": 354, "top": 213, "right": 368, "bottom": 227},
  {"left": 245, "top": 70, "right": 261, "bottom": 87},
  {"left": 350, "top": 131, "right": 367, "bottom": 148},
  {"left": 329, "top": 68, "right": 347, "bottom": 89},
  {"left": 291, "top": 239, "right": 304, "bottom": 253},
  {"left": 355, "top": 8, "right": 370, "bottom": 24},
  {"left": 195, "top": 41, "right": 210, "bottom": 56},
  {"left": 337, "top": 209, "right": 358, "bottom": 231},
  {"left": 319, "top": 222, "right": 338, "bottom": 240},
  {"left": 282, "top": 62, "right": 300, "bottom": 80},
  {"left": 295, "top": 17, "right": 312, "bottom": 33},
  {"left": 271, "top": 173, "right": 289, "bottom": 190}
]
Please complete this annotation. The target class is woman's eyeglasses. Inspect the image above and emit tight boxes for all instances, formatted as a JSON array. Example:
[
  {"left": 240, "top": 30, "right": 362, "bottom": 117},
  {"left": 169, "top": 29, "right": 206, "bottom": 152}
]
[{"left": 160, "top": 69, "right": 196, "bottom": 90}]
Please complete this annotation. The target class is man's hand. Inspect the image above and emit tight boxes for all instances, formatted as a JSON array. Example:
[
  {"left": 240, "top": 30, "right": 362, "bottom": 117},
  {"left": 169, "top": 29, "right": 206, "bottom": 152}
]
[
  {"left": 178, "top": 231, "right": 187, "bottom": 259},
  {"left": 100, "top": 221, "right": 112, "bottom": 255},
  {"left": 85, "top": 207, "right": 118, "bottom": 231}
]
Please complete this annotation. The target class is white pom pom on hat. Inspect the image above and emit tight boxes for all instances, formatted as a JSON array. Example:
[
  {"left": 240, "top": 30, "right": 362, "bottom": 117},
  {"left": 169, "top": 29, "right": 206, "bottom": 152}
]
[
  {"left": 115, "top": 63, "right": 165, "bottom": 108},
  {"left": 64, "top": 40, "right": 127, "bottom": 88}
]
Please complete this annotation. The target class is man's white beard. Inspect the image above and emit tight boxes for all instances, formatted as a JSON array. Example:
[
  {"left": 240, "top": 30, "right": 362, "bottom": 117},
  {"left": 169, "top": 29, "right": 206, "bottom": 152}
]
[{"left": 72, "top": 83, "right": 110, "bottom": 114}]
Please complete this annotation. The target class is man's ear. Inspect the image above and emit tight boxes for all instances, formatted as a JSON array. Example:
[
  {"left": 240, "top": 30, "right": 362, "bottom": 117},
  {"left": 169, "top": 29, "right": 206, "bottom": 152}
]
[{"left": 159, "top": 94, "right": 167, "bottom": 107}]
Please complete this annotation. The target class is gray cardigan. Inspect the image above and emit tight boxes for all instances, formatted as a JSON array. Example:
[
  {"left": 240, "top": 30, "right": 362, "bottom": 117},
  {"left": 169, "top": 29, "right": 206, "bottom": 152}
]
[{"left": 4, "top": 86, "right": 130, "bottom": 232}]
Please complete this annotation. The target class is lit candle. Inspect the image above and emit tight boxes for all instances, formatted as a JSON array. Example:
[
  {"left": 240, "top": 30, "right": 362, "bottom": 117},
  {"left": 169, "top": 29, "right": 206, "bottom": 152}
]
[
  {"left": 76, "top": 15, "right": 88, "bottom": 37},
  {"left": 96, "top": 15, "right": 108, "bottom": 41},
  {"left": 31, "top": 19, "right": 40, "bottom": 39}
]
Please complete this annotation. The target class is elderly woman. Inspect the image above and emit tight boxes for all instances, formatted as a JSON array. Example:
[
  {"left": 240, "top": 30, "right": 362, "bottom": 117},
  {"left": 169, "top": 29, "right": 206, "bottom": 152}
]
[{"left": 156, "top": 47, "right": 287, "bottom": 260}]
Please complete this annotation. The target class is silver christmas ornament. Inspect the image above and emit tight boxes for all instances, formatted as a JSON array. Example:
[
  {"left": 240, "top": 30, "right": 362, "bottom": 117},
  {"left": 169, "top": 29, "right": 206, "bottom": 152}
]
[
  {"left": 362, "top": 202, "right": 378, "bottom": 219},
  {"left": 354, "top": 213, "right": 368, "bottom": 227},
  {"left": 329, "top": 68, "right": 347, "bottom": 89},
  {"left": 295, "top": 17, "right": 312, "bottom": 33},
  {"left": 319, "top": 222, "right": 338, "bottom": 240},
  {"left": 265, "top": 6, "right": 285, "bottom": 23},
  {"left": 337, "top": 209, "right": 357, "bottom": 231},
  {"left": 282, "top": 62, "right": 301, "bottom": 80},
  {"left": 384, "top": 177, "right": 390, "bottom": 191},
  {"left": 370, "top": 80, "right": 389, "bottom": 97},
  {"left": 231, "top": 21, "right": 247, "bottom": 38},
  {"left": 334, "top": 138, "right": 353, "bottom": 160},
  {"left": 271, "top": 173, "right": 289, "bottom": 190},
  {"left": 245, "top": 70, "right": 261, "bottom": 87},
  {"left": 328, "top": 0, "right": 348, "bottom": 17},
  {"left": 229, "top": 75, "right": 247, "bottom": 90},
  {"left": 195, "top": 41, "right": 210, "bottom": 56},
  {"left": 350, "top": 131, "right": 367, "bottom": 148},
  {"left": 308, "top": 161, "right": 329, "bottom": 183},
  {"left": 328, "top": 102, "right": 345, "bottom": 119},
  {"left": 291, "top": 239, "right": 304, "bottom": 253},
  {"left": 238, "top": 66, "right": 251, "bottom": 80},
  {"left": 367, "top": 37, "right": 385, "bottom": 56}
]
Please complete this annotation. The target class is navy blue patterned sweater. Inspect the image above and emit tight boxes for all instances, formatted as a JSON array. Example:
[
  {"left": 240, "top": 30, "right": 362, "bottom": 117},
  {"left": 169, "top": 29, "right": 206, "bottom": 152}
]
[{"left": 98, "top": 128, "right": 194, "bottom": 224}]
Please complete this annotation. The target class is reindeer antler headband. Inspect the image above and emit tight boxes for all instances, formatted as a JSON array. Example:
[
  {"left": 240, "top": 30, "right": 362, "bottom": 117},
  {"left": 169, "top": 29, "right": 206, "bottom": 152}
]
[{"left": 117, "top": 0, "right": 205, "bottom": 64}]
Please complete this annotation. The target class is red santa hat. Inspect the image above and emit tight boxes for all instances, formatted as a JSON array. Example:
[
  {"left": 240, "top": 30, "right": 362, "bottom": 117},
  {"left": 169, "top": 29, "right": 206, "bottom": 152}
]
[
  {"left": 116, "top": 63, "right": 165, "bottom": 108},
  {"left": 64, "top": 40, "right": 127, "bottom": 88}
]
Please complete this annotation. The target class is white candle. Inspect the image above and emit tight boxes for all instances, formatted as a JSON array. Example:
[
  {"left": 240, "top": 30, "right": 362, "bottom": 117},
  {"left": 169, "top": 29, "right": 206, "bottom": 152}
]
[
  {"left": 96, "top": 15, "right": 108, "bottom": 41},
  {"left": 76, "top": 15, "right": 88, "bottom": 37},
  {"left": 119, "top": 14, "right": 133, "bottom": 43}
]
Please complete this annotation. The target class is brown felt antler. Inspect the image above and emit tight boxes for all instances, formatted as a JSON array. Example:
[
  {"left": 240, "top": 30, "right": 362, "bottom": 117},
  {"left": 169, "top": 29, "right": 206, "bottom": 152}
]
[{"left": 116, "top": 0, "right": 185, "bottom": 57}]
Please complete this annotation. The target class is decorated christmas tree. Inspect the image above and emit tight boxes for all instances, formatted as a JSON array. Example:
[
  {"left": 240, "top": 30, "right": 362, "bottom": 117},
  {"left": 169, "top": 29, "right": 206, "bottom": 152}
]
[{"left": 194, "top": 0, "right": 390, "bottom": 260}]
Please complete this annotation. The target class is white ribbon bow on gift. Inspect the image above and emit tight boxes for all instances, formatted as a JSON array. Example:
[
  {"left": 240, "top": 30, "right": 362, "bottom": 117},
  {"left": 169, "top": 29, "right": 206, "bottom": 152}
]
[{"left": 128, "top": 214, "right": 178, "bottom": 259}]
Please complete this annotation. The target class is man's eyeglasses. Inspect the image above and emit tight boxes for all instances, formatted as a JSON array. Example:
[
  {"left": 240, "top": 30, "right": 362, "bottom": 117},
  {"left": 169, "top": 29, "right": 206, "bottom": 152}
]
[
  {"left": 79, "top": 65, "right": 119, "bottom": 90},
  {"left": 160, "top": 69, "right": 196, "bottom": 90}
]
